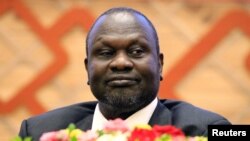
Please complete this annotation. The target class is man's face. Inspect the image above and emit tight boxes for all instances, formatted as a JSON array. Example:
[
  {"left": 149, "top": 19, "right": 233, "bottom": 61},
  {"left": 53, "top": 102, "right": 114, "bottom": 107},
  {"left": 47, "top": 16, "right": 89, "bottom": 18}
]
[{"left": 85, "top": 13, "right": 163, "bottom": 112}]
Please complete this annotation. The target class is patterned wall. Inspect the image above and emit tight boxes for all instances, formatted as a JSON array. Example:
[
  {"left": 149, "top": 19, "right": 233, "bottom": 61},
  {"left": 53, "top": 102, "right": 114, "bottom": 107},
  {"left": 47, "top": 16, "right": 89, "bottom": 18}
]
[{"left": 0, "top": 0, "right": 249, "bottom": 140}]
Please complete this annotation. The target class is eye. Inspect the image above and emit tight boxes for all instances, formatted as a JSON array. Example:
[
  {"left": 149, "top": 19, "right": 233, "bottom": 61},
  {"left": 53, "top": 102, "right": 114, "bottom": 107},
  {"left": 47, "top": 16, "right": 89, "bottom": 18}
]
[
  {"left": 128, "top": 47, "right": 145, "bottom": 58},
  {"left": 97, "top": 48, "right": 114, "bottom": 58}
]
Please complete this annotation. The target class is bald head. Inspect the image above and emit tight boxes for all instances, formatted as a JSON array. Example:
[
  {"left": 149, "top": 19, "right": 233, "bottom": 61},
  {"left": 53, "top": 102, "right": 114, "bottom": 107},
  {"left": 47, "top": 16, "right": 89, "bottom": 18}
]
[{"left": 86, "top": 7, "right": 159, "bottom": 56}]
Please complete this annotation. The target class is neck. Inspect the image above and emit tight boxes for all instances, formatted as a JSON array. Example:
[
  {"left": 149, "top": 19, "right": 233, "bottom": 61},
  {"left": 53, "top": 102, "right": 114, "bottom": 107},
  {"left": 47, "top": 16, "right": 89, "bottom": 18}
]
[{"left": 98, "top": 102, "right": 141, "bottom": 120}]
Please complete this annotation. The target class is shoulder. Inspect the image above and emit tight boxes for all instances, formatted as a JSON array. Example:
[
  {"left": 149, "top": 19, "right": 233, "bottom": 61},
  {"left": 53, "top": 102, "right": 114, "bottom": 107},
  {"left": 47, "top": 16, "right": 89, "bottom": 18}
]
[
  {"left": 159, "top": 99, "right": 231, "bottom": 136},
  {"left": 160, "top": 99, "right": 227, "bottom": 121},
  {"left": 27, "top": 101, "right": 97, "bottom": 123},
  {"left": 20, "top": 101, "right": 97, "bottom": 139}
]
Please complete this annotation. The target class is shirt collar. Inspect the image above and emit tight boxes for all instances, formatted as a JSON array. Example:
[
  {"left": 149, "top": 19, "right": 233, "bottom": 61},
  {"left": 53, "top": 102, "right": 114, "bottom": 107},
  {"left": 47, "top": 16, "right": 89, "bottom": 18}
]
[{"left": 91, "top": 98, "right": 158, "bottom": 130}]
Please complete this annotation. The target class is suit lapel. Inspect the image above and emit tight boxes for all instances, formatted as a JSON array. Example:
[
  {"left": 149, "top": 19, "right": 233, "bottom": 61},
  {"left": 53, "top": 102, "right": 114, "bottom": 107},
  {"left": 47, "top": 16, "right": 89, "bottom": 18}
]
[
  {"left": 76, "top": 114, "right": 93, "bottom": 131},
  {"left": 149, "top": 99, "right": 172, "bottom": 126}
]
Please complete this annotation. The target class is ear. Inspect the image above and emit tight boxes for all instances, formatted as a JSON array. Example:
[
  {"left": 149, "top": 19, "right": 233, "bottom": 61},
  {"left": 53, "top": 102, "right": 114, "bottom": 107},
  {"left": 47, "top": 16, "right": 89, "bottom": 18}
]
[
  {"left": 84, "top": 58, "right": 91, "bottom": 85},
  {"left": 159, "top": 53, "right": 164, "bottom": 79},
  {"left": 84, "top": 58, "right": 89, "bottom": 76},
  {"left": 84, "top": 58, "right": 90, "bottom": 84},
  {"left": 84, "top": 58, "right": 88, "bottom": 71}
]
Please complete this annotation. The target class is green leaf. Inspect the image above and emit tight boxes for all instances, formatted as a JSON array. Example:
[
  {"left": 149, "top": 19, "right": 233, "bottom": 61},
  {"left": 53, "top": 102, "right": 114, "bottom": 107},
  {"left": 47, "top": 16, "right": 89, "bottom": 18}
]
[
  {"left": 24, "top": 137, "right": 32, "bottom": 141},
  {"left": 67, "top": 123, "right": 76, "bottom": 132},
  {"left": 158, "top": 134, "right": 171, "bottom": 141},
  {"left": 11, "top": 136, "right": 32, "bottom": 141},
  {"left": 11, "top": 136, "right": 22, "bottom": 141},
  {"left": 97, "top": 130, "right": 104, "bottom": 136},
  {"left": 70, "top": 136, "right": 77, "bottom": 141}
]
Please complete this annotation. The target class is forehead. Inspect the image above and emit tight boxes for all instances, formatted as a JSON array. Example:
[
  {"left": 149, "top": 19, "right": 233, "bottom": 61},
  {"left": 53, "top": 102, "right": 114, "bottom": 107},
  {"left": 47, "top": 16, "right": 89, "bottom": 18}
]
[{"left": 87, "top": 12, "right": 155, "bottom": 48}]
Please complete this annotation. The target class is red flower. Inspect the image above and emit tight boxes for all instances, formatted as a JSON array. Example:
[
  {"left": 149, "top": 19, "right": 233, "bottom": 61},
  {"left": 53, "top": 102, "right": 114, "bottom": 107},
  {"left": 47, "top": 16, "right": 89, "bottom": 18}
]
[
  {"left": 152, "top": 125, "right": 185, "bottom": 137},
  {"left": 128, "top": 128, "right": 157, "bottom": 141}
]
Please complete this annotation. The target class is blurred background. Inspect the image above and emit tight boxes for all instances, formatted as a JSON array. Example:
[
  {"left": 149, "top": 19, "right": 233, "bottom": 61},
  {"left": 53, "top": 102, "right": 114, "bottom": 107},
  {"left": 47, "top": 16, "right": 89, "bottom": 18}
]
[{"left": 0, "top": 0, "right": 250, "bottom": 140}]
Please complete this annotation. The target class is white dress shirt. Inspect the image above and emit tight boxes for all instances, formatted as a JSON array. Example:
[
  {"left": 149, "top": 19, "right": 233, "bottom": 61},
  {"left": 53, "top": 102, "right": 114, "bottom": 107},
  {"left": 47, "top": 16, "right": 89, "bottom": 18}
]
[{"left": 91, "top": 98, "right": 158, "bottom": 130}]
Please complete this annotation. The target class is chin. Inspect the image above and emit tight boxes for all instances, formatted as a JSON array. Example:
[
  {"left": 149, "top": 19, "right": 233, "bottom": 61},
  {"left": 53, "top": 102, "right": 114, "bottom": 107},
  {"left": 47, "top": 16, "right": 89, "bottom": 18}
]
[{"left": 105, "top": 92, "right": 153, "bottom": 111}]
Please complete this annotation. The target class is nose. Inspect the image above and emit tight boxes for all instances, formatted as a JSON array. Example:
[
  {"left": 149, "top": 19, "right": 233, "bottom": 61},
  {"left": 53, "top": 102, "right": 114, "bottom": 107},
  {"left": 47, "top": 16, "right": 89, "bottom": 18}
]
[{"left": 110, "top": 52, "right": 133, "bottom": 72}]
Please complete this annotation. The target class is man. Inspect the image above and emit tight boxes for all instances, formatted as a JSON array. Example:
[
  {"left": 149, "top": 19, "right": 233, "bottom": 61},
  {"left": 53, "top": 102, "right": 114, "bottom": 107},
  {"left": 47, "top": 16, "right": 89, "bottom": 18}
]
[{"left": 19, "top": 7, "right": 231, "bottom": 140}]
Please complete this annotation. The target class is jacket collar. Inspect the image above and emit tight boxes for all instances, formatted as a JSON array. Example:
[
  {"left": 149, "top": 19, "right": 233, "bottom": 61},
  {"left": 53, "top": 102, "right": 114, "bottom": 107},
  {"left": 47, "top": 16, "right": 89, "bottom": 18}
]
[
  {"left": 75, "top": 99, "right": 172, "bottom": 130},
  {"left": 148, "top": 99, "right": 172, "bottom": 126}
]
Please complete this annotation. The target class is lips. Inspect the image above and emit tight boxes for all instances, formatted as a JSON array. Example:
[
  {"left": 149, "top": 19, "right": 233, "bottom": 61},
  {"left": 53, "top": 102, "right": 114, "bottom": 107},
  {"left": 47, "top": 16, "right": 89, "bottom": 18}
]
[{"left": 106, "top": 76, "right": 139, "bottom": 87}]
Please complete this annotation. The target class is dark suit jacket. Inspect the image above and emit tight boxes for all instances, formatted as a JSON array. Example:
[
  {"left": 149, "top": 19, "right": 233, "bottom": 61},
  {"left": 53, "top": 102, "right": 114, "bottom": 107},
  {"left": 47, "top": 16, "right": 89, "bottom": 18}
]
[{"left": 19, "top": 99, "right": 231, "bottom": 140}]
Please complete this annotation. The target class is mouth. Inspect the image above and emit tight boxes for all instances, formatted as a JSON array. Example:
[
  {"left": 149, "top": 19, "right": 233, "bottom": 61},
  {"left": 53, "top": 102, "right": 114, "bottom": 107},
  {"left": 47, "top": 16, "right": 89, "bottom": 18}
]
[{"left": 106, "top": 76, "right": 139, "bottom": 87}]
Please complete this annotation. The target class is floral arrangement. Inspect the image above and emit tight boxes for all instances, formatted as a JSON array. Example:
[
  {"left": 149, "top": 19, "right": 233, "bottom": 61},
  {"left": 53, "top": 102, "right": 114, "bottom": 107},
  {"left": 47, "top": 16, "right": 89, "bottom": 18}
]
[{"left": 13, "top": 118, "right": 207, "bottom": 141}]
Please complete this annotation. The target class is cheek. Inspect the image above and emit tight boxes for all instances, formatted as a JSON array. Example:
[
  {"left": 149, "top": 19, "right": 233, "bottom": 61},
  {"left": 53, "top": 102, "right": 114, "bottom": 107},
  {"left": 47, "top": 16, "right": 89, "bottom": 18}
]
[
  {"left": 88, "top": 61, "right": 108, "bottom": 80},
  {"left": 135, "top": 58, "right": 159, "bottom": 78}
]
